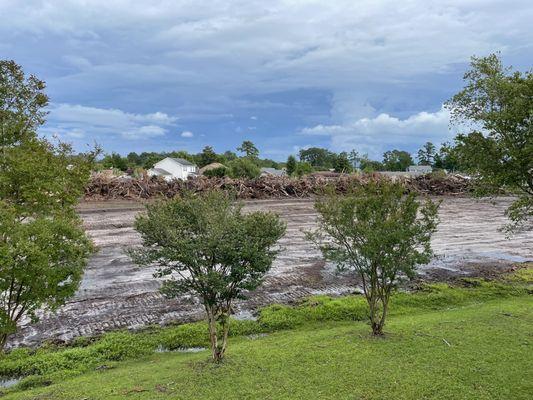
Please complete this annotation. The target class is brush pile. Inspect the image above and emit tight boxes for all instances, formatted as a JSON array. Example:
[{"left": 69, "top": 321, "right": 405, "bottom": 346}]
[{"left": 85, "top": 172, "right": 472, "bottom": 201}]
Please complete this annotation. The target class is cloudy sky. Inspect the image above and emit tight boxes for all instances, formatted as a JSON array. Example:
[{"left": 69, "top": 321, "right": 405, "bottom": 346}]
[{"left": 1, "top": 0, "right": 532, "bottom": 160}]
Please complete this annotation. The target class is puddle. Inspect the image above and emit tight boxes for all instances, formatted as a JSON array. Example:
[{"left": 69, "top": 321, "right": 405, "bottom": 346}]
[{"left": 0, "top": 377, "right": 22, "bottom": 388}]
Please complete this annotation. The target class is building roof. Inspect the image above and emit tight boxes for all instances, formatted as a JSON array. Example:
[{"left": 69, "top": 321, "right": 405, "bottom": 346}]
[
  {"left": 199, "top": 162, "right": 226, "bottom": 174},
  {"left": 169, "top": 157, "right": 196, "bottom": 166},
  {"left": 260, "top": 167, "right": 286, "bottom": 176},
  {"left": 151, "top": 167, "right": 172, "bottom": 175}
]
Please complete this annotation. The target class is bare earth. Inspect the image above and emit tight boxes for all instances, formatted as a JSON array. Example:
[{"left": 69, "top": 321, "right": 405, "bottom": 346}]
[{"left": 9, "top": 197, "right": 532, "bottom": 348}]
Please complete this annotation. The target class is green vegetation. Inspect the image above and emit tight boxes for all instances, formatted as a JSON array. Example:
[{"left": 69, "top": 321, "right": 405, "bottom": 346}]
[
  {"left": 446, "top": 53, "right": 533, "bottom": 231},
  {"left": 227, "top": 157, "right": 261, "bottom": 179},
  {"left": 0, "top": 60, "right": 95, "bottom": 352},
  {"left": 0, "top": 272, "right": 530, "bottom": 395},
  {"left": 130, "top": 192, "right": 286, "bottom": 361},
  {"left": 0, "top": 276, "right": 530, "bottom": 399},
  {"left": 311, "top": 181, "right": 439, "bottom": 335}
]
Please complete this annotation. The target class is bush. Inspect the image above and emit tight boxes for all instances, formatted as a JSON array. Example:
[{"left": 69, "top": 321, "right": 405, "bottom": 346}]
[
  {"left": 227, "top": 158, "right": 260, "bottom": 179},
  {"left": 203, "top": 166, "right": 228, "bottom": 178}
]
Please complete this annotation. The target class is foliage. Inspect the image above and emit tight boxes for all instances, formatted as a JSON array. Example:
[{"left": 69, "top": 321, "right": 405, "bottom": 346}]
[
  {"left": 101, "top": 152, "right": 128, "bottom": 171},
  {"left": 0, "top": 60, "right": 94, "bottom": 353},
  {"left": 382, "top": 149, "right": 414, "bottom": 171},
  {"left": 130, "top": 192, "right": 286, "bottom": 361},
  {"left": 299, "top": 147, "right": 337, "bottom": 169},
  {"left": 433, "top": 142, "right": 461, "bottom": 171},
  {"left": 227, "top": 158, "right": 261, "bottom": 179},
  {"left": 446, "top": 53, "right": 533, "bottom": 231},
  {"left": 358, "top": 154, "right": 384, "bottom": 172},
  {"left": 203, "top": 166, "right": 228, "bottom": 178},
  {"left": 310, "top": 181, "right": 439, "bottom": 335},
  {"left": 286, "top": 155, "right": 297, "bottom": 176},
  {"left": 2, "top": 287, "right": 530, "bottom": 398},
  {"left": 198, "top": 146, "right": 219, "bottom": 167},
  {"left": 333, "top": 152, "right": 353, "bottom": 173},
  {"left": 417, "top": 142, "right": 436, "bottom": 166},
  {"left": 294, "top": 161, "right": 313, "bottom": 177},
  {"left": 237, "top": 140, "right": 259, "bottom": 159}
]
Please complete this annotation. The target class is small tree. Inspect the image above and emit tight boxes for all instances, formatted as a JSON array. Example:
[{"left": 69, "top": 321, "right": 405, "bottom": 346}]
[
  {"left": 237, "top": 140, "right": 259, "bottom": 159},
  {"left": 334, "top": 152, "right": 353, "bottom": 173},
  {"left": 309, "top": 181, "right": 439, "bottom": 335},
  {"left": 295, "top": 161, "right": 313, "bottom": 177},
  {"left": 130, "top": 192, "right": 286, "bottom": 362},
  {"left": 286, "top": 155, "right": 297, "bottom": 176},
  {"left": 227, "top": 158, "right": 260, "bottom": 179},
  {"left": 417, "top": 142, "right": 436, "bottom": 166},
  {"left": 382, "top": 150, "right": 414, "bottom": 171}
]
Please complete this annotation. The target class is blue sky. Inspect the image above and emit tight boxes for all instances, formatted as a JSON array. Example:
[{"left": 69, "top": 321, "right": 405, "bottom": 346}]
[{"left": 1, "top": 0, "right": 532, "bottom": 160}]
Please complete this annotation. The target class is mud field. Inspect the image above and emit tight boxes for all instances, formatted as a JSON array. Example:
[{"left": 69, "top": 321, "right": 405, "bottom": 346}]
[{"left": 9, "top": 197, "right": 532, "bottom": 348}]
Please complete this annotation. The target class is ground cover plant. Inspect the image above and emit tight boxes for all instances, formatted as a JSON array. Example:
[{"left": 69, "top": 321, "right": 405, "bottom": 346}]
[
  {"left": 0, "top": 268, "right": 529, "bottom": 396},
  {"left": 1, "top": 286, "right": 531, "bottom": 399}
]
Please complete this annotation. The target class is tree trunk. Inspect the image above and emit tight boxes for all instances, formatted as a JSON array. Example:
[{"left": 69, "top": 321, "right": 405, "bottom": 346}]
[
  {"left": 0, "top": 333, "right": 8, "bottom": 354},
  {"left": 205, "top": 305, "right": 231, "bottom": 363}
]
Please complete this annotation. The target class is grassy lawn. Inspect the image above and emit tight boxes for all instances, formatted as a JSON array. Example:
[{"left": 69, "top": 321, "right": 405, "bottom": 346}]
[{"left": 3, "top": 295, "right": 532, "bottom": 400}]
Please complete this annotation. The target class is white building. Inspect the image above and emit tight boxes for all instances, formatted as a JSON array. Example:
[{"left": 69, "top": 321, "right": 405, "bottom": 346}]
[
  {"left": 260, "top": 167, "right": 287, "bottom": 177},
  {"left": 148, "top": 157, "right": 198, "bottom": 181},
  {"left": 407, "top": 165, "right": 432, "bottom": 174}
]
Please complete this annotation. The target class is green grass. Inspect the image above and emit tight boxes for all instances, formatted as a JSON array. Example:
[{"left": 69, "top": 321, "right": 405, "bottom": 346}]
[{"left": 2, "top": 296, "right": 531, "bottom": 400}]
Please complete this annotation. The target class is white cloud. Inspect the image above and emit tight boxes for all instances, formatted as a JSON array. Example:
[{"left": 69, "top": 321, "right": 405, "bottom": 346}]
[
  {"left": 43, "top": 103, "right": 177, "bottom": 140},
  {"left": 301, "top": 106, "right": 454, "bottom": 157},
  {"left": 181, "top": 130, "right": 194, "bottom": 138}
]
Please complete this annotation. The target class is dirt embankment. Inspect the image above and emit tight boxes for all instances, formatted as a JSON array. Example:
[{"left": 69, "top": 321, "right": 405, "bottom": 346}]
[{"left": 7, "top": 197, "right": 532, "bottom": 349}]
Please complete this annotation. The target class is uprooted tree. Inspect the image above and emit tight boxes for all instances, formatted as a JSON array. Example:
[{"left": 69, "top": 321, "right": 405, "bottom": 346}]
[
  {"left": 130, "top": 191, "right": 286, "bottom": 362},
  {"left": 309, "top": 181, "right": 439, "bottom": 336},
  {"left": 0, "top": 60, "right": 95, "bottom": 352}
]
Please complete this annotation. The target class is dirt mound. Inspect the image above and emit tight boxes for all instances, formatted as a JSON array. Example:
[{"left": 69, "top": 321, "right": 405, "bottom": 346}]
[{"left": 84, "top": 173, "right": 472, "bottom": 200}]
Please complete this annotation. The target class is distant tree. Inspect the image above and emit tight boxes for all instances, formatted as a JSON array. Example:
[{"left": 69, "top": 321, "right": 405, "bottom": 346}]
[
  {"left": 198, "top": 146, "right": 218, "bottom": 167},
  {"left": 433, "top": 143, "right": 460, "bottom": 171},
  {"left": 382, "top": 150, "right": 414, "bottom": 171},
  {"left": 333, "top": 152, "right": 353, "bottom": 173},
  {"left": 358, "top": 155, "right": 383, "bottom": 173},
  {"left": 237, "top": 140, "right": 259, "bottom": 159},
  {"left": 126, "top": 152, "right": 142, "bottom": 167},
  {"left": 295, "top": 161, "right": 313, "bottom": 177},
  {"left": 417, "top": 142, "right": 436, "bottom": 166},
  {"left": 222, "top": 150, "right": 238, "bottom": 163},
  {"left": 130, "top": 192, "right": 286, "bottom": 362},
  {"left": 102, "top": 152, "right": 128, "bottom": 171},
  {"left": 348, "top": 149, "right": 359, "bottom": 169},
  {"left": 446, "top": 53, "right": 532, "bottom": 231},
  {"left": 0, "top": 60, "right": 94, "bottom": 352},
  {"left": 286, "top": 155, "right": 297, "bottom": 176},
  {"left": 309, "top": 181, "right": 439, "bottom": 335},
  {"left": 299, "top": 147, "right": 336, "bottom": 169},
  {"left": 227, "top": 158, "right": 261, "bottom": 179},
  {"left": 140, "top": 152, "right": 165, "bottom": 169}
]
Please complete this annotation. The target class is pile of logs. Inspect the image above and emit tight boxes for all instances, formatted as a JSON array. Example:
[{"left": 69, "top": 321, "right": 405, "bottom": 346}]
[{"left": 84, "top": 173, "right": 472, "bottom": 201}]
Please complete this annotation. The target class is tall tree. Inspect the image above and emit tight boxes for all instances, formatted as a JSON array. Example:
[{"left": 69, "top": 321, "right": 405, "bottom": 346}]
[
  {"left": 382, "top": 150, "right": 414, "bottom": 171},
  {"left": 131, "top": 192, "right": 285, "bottom": 362},
  {"left": 0, "top": 60, "right": 94, "bottom": 352},
  {"left": 198, "top": 146, "right": 218, "bottom": 167},
  {"left": 417, "top": 142, "right": 436, "bottom": 166},
  {"left": 299, "top": 147, "right": 336, "bottom": 169},
  {"left": 446, "top": 53, "right": 533, "bottom": 231},
  {"left": 237, "top": 140, "right": 259, "bottom": 159},
  {"left": 309, "top": 181, "right": 439, "bottom": 335},
  {"left": 333, "top": 152, "right": 353, "bottom": 173}
]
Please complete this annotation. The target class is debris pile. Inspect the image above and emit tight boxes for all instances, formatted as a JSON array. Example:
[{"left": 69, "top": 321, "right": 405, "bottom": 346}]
[{"left": 84, "top": 173, "right": 472, "bottom": 200}]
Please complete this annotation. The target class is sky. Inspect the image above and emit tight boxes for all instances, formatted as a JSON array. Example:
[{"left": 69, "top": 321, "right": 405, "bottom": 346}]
[{"left": 1, "top": 0, "right": 532, "bottom": 160}]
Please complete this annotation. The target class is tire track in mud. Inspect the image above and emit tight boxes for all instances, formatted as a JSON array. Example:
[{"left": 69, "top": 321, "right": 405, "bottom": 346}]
[{"left": 8, "top": 197, "right": 532, "bottom": 348}]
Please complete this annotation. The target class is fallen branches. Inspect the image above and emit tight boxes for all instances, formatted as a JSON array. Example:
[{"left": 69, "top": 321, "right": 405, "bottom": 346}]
[{"left": 84, "top": 173, "right": 472, "bottom": 201}]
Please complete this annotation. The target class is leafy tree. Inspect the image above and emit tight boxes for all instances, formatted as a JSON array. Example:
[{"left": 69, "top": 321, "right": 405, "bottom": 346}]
[
  {"left": 358, "top": 155, "right": 383, "bottom": 173},
  {"left": 446, "top": 53, "right": 532, "bottom": 231},
  {"left": 102, "top": 152, "right": 128, "bottom": 171},
  {"left": 417, "top": 142, "right": 436, "bottom": 166},
  {"left": 299, "top": 147, "right": 336, "bottom": 169},
  {"left": 295, "top": 161, "right": 313, "bottom": 177},
  {"left": 126, "top": 152, "right": 142, "bottom": 167},
  {"left": 203, "top": 166, "right": 228, "bottom": 178},
  {"left": 198, "top": 146, "right": 219, "bottom": 167},
  {"left": 309, "top": 181, "right": 439, "bottom": 335},
  {"left": 348, "top": 149, "right": 359, "bottom": 169},
  {"left": 382, "top": 150, "right": 414, "bottom": 171},
  {"left": 237, "top": 140, "right": 259, "bottom": 159},
  {"left": 227, "top": 158, "right": 261, "bottom": 179},
  {"left": 286, "top": 155, "right": 297, "bottom": 176},
  {"left": 0, "top": 60, "right": 94, "bottom": 352},
  {"left": 333, "top": 152, "right": 353, "bottom": 173},
  {"left": 433, "top": 142, "right": 460, "bottom": 171},
  {"left": 130, "top": 192, "right": 286, "bottom": 362}
]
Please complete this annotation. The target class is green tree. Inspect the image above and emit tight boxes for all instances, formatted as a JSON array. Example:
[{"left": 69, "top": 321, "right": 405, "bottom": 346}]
[
  {"left": 333, "top": 152, "right": 353, "bottom": 173},
  {"left": 348, "top": 149, "right": 359, "bottom": 169},
  {"left": 382, "top": 150, "right": 414, "bottom": 171},
  {"left": 417, "top": 142, "right": 436, "bottom": 166},
  {"left": 446, "top": 53, "right": 532, "bottom": 231},
  {"left": 0, "top": 60, "right": 94, "bottom": 352},
  {"left": 309, "top": 181, "right": 439, "bottom": 335},
  {"left": 130, "top": 192, "right": 286, "bottom": 362},
  {"left": 433, "top": 142, "right": 460, "bottom": 171},
  {"left": 299, "top": 147, "right": 336, "bottom": 169},
  {"left": 198, "top": 146, "right": 218, "bottom": 167},
  {"left": 286, "top": 155, "right": 297, "bottom": 176},
  {"left": 102, "top": 152, "right": 128, "bottom": 171},
  {"left": 237, "top": 140, "right": 259, "bottom": 159},
  {"left": 295, "top": 161, "right": 313, "bottom": 177},
  {"left": 227, "top": 158, "right": 261, "bottom": 179}
]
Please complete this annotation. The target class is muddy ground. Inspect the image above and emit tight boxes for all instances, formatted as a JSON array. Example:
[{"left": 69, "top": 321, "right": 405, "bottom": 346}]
[{"left": 8, "top": 197, "right": 532, "bottom": 348}]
